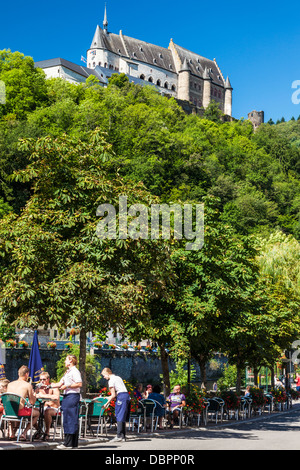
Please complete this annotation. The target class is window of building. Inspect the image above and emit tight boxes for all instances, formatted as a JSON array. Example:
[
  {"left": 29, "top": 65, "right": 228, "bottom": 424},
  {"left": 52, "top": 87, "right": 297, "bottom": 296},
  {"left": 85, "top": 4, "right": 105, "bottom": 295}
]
[
  {"left": 156, "top": 79, "right": 161, "bottom": 86},
  {"left": 171, "top": 84, "right": 176, "bottom": 91},
  {"left": 164, "top": 82, "right": 168, "bottom": 89},
  {"left": 140, "top": 74, "right": 145, "bottom": 80},
  {"left": 148, "top": 76, "right": 153, "bottom": 82}
]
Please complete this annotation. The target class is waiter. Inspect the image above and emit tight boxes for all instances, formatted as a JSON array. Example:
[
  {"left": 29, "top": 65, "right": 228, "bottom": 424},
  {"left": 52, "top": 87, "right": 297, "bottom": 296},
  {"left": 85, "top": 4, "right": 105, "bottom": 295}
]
[
  {"left": 101, "top": 367, "right": 130, "bottom": 442},
  {"left": 51, "top": 355, "right": 82, "bottom": 449}
]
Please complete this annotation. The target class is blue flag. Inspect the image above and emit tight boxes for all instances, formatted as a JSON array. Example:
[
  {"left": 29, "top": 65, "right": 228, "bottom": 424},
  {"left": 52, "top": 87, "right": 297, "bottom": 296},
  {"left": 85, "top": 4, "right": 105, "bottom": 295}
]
[{"left": 28, "top": 331, "right": 44, "bottom": 383}]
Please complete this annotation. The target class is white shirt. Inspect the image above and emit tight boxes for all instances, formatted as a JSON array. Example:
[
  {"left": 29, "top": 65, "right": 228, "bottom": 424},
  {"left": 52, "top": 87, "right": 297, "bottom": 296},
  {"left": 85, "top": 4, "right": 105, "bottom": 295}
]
[
  {"left": 108, "top": 375, "right": 127, "bottom": 395},
  {"left": 61, "top": 366, "right": 82, "bottom": 394}
]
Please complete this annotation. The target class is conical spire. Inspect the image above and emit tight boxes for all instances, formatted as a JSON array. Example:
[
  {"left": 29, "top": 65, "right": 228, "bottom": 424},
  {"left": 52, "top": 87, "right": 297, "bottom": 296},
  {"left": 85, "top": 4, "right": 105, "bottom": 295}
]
[
  {"left": 90, "top": 24, "right": 105, "bottom": 49},
  {"left": 180, "top": 57, "right": 190, "bottom": 72},
  {"left": 203, "top": 66, "right": 211, "bottom": 80},
  {"left": 103, "top": 4, "right": 108, "bottom": 33},
  {"left": 225, "top": 76, "right": 233, "bottom": 89}
]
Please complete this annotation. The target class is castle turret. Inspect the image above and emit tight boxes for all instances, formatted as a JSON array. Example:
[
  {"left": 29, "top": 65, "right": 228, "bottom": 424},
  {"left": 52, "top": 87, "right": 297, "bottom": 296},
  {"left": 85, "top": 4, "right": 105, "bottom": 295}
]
[
  {"left": 177, "top": 57, "right": 190, "bottom": 102},
  {"left": 202, "top": 67, "right": 212, "bottom": 109},
  {"left": 224, "top": 76, "right": 233, "bottom": 116}
]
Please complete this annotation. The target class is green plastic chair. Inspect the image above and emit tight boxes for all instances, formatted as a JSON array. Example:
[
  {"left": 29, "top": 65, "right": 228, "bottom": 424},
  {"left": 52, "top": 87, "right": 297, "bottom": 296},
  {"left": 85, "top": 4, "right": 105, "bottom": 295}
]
[
  {"left": 80, "top": 397, "right": 109, "bottom": 438},
  {"left": 0, "top": 393, "right": 34, "bottom": 442}
]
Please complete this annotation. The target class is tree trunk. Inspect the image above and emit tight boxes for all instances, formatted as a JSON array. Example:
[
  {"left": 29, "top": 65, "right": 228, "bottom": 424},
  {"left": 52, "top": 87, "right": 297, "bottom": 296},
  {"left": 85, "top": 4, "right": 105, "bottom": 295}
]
[
  {"left": 159, "top": 343, "right": 170, "bottom": 397},
  {"left": 198, "top": 355, "right": 207, "bottom": 389},
  {"left": 236, "top": 363, "right": 242, "bottom": 394},
  {"left": 79, "top": 329, "right": 87, "bottom": 398},
  {"left": 271, "top": 365, "right": 275, "bottom": 388}
]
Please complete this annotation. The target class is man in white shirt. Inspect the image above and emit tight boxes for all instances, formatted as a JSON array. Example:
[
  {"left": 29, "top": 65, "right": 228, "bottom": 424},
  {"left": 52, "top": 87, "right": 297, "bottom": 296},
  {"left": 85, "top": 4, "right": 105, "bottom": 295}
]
[{"left": 102, "top": 367, "right": 130, "bottom": 442}]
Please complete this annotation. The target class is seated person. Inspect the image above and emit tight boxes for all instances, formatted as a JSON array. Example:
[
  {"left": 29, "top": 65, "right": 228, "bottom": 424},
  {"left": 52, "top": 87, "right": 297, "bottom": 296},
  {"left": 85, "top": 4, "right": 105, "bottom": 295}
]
[
  {"left": 7, "top": 365, "right": 40, "bottom": 440},
  {"left": 133, "top": 383, "right": 143, "bottom": 400},
  {"left": 148, "top": 385, "right": 166, "bottom": 430},
  {"left": 0, "top": 379, "right": 10, "bottom": 417},
  {"left": 35, "top": 371, "right": 60, "bottom": 441},
  {"left": 167, "top": 384, "right": 186, "bottom": 428},
  {"left": 143, "top": 384, "right": 153, "bottom": 398}
]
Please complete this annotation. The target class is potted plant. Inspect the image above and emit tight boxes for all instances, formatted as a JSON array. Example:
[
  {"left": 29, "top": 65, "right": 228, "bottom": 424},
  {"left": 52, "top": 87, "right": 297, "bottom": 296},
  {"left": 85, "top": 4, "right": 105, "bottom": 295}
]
[
  {"left": 108, "top": 344, "right": 116, "bottom": 350},
  {"left": 18, "top": 340, "right": 29, "bottom": 349},
  {"left": 47, "top": 341, "right": 57, "bottom": 349},
  {"left": 94, "top": 342, "right": 102, "bottom": 349},
  {"left": 121, "top": 344, "right": 128, "bottom": 350},
  {"left": 65, "top": 342, "right": 73, "bottom": 350},
  {"left": 5, "top": 339, "right": 16, "bottom": 348},
  {"left": 134, "top": 345, "right": 141, "bottom": 351}
]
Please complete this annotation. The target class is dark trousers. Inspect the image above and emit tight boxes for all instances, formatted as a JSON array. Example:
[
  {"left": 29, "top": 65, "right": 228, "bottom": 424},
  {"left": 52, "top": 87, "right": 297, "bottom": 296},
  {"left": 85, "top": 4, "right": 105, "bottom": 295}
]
[
  {"left": 61, "top": 393, "right": 80, "bottom": 448},
  {"left": 117, "top": 421, "right": 126, "bottom": 438},
  {"left": 64, "top": 432, "right": 79, "bottom": 448}
]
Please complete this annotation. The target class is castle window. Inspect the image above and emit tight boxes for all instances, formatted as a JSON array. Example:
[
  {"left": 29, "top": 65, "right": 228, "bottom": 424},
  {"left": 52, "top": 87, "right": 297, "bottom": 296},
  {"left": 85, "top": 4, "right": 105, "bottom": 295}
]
[
  {"left": 140, "top": 74, "right": 145, "bottom": 80},
  {"left": 159, "top": 53, "right": 163, "bottom": 58},
  {"left": 153, "top": 58, "right": 157, "bottom": 64},
  {"left": 164, "top": 82, "right": 168, "bottom": 89},
  {"left": 148, "top": 76, "right": 153, "bottom": 82},
  {"left": 169, "top": 64, "right": 173, "bottom": 69},
  {"left": 156, "top": 79, "right": 161, "bottom": 86},
  {"left": 171, "top": 84, "right": 176, "bottom": 91}
]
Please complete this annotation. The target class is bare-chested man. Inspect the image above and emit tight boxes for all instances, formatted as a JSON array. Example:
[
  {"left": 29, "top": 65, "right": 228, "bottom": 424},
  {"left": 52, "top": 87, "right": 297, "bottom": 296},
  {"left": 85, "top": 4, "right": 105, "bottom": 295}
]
[
  {"left": 7, "top": 365, "right": 40, "bottom": 440},
  {"left": 35, "top": 371, "right": 60, "bottom": 440}
]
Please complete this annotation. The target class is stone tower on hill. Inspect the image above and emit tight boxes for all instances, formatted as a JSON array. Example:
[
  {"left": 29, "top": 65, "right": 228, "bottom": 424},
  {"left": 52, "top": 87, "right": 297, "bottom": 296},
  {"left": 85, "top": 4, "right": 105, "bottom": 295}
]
[{"left": 86, "top": 6, "right": 233, "bottom": 116}]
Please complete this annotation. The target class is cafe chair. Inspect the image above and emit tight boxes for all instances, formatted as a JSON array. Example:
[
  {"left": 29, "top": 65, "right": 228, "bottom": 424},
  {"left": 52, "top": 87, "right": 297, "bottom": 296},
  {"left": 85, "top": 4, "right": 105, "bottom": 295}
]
[
  {"left": 0, "top": 393, "right": 34, "bottom": 442},
  {"left": 139, "top": 399, "right": 157, "bottom": 432}
]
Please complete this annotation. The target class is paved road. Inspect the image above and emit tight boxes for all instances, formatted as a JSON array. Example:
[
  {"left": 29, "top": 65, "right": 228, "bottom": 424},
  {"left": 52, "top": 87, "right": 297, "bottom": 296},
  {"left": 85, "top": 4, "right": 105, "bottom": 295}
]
[{"left": 77, "top": 408, "right": 300, "bottom": 452}]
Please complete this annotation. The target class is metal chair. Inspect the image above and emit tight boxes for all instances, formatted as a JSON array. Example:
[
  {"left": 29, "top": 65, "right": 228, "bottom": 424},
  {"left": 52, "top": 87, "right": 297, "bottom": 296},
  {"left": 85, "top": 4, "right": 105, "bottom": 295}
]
[
  {"left": 128, "top": 401, "right": 144, "bottom": 433},
  {"left": 80, "top": 397, "right": 109, "bottom": 438},
  {"left": 264, "top": 394, "right": 274, "bottom": 414},
  {"left": 0, "top": 393, "right": 34, "bottom": 442},
  {"left": 139, "top": 399, "right": 156, "bottom": 432},
  {"left": 151, "top": 400, "right": 167, "bottom": 430},
  {"left": 243, "top": 396, "right": 252, "bottom": 418},
  {"left": 206, "top": 398, "right": 225, "bottom": 424},
  {"left": 52, "top": 396, "right": 63, "bottom": 441}
]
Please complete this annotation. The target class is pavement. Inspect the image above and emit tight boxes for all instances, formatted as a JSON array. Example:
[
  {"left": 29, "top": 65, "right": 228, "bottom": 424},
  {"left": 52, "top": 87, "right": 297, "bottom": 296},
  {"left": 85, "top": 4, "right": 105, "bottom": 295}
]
[{"left": 1, "top": 402, "right": 300, "bottom": 451}]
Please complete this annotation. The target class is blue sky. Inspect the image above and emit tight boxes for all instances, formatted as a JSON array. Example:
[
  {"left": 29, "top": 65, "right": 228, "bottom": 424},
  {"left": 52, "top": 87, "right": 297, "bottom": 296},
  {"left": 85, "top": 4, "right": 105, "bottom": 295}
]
[{"left": 1, "top": 0, "right": 300, "bottom": 122}]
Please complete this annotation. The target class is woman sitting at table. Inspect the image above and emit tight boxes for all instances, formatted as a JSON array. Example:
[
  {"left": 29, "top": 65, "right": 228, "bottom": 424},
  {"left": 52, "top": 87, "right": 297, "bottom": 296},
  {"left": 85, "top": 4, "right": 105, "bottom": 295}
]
[{"left": 36, "top": 371, "right": 60, "bottom": 441}]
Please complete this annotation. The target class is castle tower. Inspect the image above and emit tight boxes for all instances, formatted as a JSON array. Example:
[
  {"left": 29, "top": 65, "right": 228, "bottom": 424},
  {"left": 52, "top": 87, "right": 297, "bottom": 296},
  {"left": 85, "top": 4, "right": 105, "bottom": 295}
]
[
  {"left": 87, "top": 7, "right": 110, "bottom": 69},
  {"left": 177, "top": 58, "right": 190, "bottom": 102},
  {"left": 224, "top": 76, "right": 233, "bottom": 116},
  {"left": 202, "top": 67, "right": 212, "bottom": 109}
]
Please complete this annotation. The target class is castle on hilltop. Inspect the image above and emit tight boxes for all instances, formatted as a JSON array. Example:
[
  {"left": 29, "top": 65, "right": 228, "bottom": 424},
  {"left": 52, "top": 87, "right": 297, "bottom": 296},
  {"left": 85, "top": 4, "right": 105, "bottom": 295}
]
[
  {"left": 87, "top": 6, "right": 233, "bottom": 116},
  {"left": 36, "top": 6, "right": 233, "bottom": 117}
]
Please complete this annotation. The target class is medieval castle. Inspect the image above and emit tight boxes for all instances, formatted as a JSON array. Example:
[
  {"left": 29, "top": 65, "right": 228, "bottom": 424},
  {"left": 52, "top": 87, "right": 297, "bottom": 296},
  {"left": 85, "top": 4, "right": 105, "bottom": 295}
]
[{"left": 35, "top": 7, "right": 263, "bottom": 125}]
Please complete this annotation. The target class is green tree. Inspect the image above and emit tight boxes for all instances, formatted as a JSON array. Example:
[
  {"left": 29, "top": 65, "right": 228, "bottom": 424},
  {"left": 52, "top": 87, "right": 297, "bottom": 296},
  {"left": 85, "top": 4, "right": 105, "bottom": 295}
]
[{"left": 0, "top": 129, "right": 172, "bottom": 395}]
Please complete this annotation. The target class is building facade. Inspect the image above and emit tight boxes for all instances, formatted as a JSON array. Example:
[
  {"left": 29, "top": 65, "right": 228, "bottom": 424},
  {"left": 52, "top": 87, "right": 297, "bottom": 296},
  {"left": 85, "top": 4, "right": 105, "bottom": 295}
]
[{"left": 86, "top": 7, "right": 233, "bottom": 116}]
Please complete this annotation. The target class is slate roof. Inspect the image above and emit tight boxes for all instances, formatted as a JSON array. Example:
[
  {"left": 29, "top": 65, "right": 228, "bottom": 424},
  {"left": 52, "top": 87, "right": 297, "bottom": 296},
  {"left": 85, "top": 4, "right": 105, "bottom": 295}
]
[
  {"left": 171, "top": 42, "right": 225, "bottom": 87},
  {"left": 89, "top": 26, "right": 176, "bottom": 74},
  {"left": 35, "top": 58, "right": 105, "bottom": 82}
]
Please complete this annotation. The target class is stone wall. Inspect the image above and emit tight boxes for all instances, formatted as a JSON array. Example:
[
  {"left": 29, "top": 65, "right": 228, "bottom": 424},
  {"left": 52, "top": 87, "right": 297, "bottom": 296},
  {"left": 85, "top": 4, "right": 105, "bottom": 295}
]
[{"left": 4, "top": 348, "right": 227, "bottom": 391}]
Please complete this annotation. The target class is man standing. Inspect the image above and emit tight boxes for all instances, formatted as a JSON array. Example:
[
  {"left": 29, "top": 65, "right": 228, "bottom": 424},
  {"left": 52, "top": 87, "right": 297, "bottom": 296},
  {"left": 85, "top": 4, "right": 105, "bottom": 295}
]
[
  {"left": 35, "top": 371, "right": 60, "bottom": 441},
  {"left": 7, "top": 365, "right": 40, "bottom": 440}
]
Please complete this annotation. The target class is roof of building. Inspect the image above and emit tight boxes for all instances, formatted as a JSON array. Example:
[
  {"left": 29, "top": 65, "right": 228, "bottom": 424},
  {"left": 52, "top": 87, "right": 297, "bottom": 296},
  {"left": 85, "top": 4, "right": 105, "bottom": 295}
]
[
  {"left": 88, "top": 25, "right": 227, "bottom": 86},
  {"left": 89, "top": 26, "right": 177, "bottom": 74},
  {"left": 35, "top": 57, "right": 105, "bottom": 82},
  {"left": 171, "top": 42, "right": 225, "bottom": 87}
]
